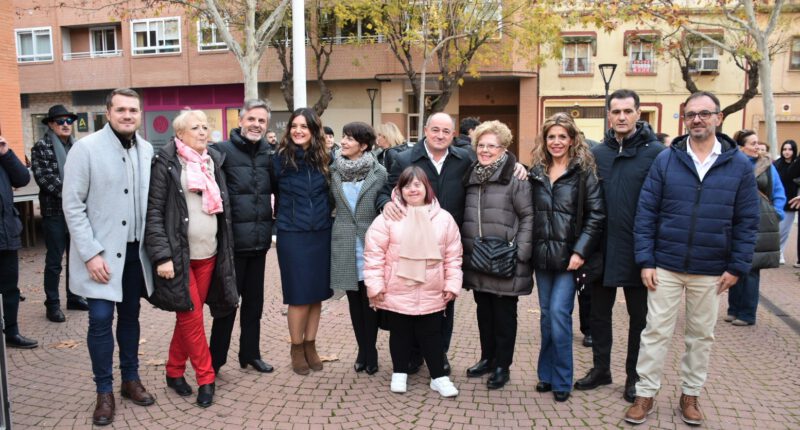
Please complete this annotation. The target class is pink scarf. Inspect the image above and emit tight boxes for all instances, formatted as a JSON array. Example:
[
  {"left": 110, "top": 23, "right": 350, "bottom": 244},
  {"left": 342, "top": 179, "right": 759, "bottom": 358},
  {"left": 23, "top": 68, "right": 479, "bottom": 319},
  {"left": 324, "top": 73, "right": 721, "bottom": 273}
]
[
  {"left": 174, "top": 137, "right": 223, "bottom": 215},
  {"left": 396, "top": 204, "right": 442, "bottom": 284}
]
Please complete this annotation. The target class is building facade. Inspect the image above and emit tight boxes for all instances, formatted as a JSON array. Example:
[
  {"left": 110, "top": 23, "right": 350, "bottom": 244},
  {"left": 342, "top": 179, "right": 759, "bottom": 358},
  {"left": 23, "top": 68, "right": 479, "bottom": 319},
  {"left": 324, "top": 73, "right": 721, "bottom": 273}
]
[{"left": 12, "top": 0, "right": 540, "bottom": 162}]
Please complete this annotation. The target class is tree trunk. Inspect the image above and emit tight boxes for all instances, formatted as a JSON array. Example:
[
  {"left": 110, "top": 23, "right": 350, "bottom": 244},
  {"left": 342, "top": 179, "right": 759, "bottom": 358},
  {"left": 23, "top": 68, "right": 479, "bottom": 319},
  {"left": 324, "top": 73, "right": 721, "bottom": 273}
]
[
  {"left": 758, "top": 40, "right": 779, "bottom": 159},
  {"left": 242, "top": 58, "right": 260, "bottom": 100}
]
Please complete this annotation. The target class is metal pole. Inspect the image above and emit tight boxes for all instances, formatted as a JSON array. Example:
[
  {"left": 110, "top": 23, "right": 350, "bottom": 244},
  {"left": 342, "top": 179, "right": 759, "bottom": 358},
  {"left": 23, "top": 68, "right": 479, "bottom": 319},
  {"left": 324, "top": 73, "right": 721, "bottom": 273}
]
[
  {"left": 291, "top": 0, "right": 307, "bottom": 108},
  {"left": 603, "top": 82, "right": 610, "bottom": 131}
]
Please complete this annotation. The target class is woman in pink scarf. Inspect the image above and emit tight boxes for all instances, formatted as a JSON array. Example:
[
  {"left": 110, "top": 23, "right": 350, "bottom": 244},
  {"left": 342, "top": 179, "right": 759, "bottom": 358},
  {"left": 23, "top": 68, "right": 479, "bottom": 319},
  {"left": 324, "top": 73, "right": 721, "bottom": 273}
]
[
  {"left": 145, "top": 110, "right": 238, "bottom": 408},
  {"left": 363, "top": 166, "right": 463, "bottom": 397}
]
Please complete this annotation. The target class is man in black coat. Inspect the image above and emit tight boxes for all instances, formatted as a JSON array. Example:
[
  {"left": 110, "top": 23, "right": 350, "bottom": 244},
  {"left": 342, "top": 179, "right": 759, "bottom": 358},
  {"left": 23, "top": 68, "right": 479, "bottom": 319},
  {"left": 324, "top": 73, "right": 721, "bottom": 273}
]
[
  {"left": 0, "top": 134, "right": 38, "bottom": 349},
  {"left": 574, "top": 89, "right": 664, "bottom": 402},
  {"left": 209, "top": 99, "right": 274, "bottom": 374},
  {"left": 31, "top": 104, "right": 90, "bottom": 323}
]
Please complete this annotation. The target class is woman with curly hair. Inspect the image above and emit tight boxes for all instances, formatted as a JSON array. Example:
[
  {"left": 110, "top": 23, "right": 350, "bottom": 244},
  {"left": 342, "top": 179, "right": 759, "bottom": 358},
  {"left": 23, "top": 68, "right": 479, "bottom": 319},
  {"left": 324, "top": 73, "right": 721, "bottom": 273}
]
[
  {"left": 529, "top": 113, "right": 605, "bottom": 402},
  {"left": 271, "top": 108, "right": 333, "bottom": 375}
]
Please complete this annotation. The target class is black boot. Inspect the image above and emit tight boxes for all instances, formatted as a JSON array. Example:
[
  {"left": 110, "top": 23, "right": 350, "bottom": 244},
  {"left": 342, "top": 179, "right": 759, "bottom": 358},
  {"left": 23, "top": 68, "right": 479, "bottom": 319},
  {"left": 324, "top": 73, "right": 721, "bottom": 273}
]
[
  {"left": 486, "top": 368, "right": 510, "bottom": 389},
  {"left": 466, "top": 358, "right": 494, "bottom": 377},
  {"left": 196, "top": 383, "right": 215, "bottom": 408},
  {"left": 574, "top": 368, "right": 612, "bottom": 390},
  {"left": 166, "top": 376, "right": 192, "bottom": 396}
]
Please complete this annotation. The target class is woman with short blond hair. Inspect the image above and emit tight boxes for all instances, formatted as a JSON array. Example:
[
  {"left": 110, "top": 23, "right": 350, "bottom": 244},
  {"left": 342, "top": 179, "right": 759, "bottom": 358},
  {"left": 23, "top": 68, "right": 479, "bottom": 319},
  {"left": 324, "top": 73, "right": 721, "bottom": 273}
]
[{"left": 145, "top": 109, "right": 238, "bottom": 408}]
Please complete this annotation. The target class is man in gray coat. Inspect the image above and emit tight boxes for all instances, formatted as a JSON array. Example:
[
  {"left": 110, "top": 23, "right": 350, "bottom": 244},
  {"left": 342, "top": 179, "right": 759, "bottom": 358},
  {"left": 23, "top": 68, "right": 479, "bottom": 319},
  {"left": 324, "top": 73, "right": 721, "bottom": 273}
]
[{"left": 63, "top": 88, "right": 156, "bottom": 426}]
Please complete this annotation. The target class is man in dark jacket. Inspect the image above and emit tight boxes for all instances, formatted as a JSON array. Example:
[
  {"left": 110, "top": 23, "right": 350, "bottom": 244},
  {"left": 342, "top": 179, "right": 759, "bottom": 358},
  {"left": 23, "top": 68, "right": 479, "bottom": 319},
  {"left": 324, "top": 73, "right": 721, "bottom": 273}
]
[
  {"left": 377, "top": 112, "right": 476, "bottom": 374},
  {"left": 574, "top": 89, "right": 665, "bottom": 403},
  {"left": 31, "top": 104, "right": 89, "bottom": 323},
  {"left": 0, "top": 134, "right": 38, "bottom": 349},
  {"left": 624, "top": 92, "right": 759, "bottom": 426},
  {"left": 456, "top": 117, "right": 480, "bottom": 150},
  {"left": 209, "top": 99, "right": 275, "bottom": 374}
]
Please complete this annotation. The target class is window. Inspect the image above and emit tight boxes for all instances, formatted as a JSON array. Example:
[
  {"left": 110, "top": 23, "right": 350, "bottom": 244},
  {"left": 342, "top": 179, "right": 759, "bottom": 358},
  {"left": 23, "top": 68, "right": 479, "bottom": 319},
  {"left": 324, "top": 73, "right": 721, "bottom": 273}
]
[
  {"left": 791, "top": 37, "right": 800, "bottom": 70},
  {"left": 131, "top": 17, "right": 181, "bottom": 55},
  {"left": 93, "top": 113, "right": 108, "bottom": 132},
  {"left": 628, "top": 40, "right": 655, "bottom": 73},
  {"left": 562, "top": 42, "right": 592, "bottom": 74},
  {"left": 15, "top": 27, "right": 53, "bottom": 63},
  {"left": 688, "top": 40, "right": 719, "bottom": 73},
  {"left": 198, "top": 17, "right": 227, "bottom": 51},
  {"left": 90, "top": 27, "right": 118, "bottom": 56}
]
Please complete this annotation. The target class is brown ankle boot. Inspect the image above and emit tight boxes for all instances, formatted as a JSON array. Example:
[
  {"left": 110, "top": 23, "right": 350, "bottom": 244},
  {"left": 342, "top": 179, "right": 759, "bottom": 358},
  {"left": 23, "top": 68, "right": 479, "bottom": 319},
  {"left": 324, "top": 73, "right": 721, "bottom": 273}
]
[
  {"left": 291, "top": 343, "right": 310, "bottom": 375},
  {"left": 304, "top": 340, "right": 323, "bottom": 371},
  {"left": 92, "top": 392, "right": 115, "bottom": 426}
]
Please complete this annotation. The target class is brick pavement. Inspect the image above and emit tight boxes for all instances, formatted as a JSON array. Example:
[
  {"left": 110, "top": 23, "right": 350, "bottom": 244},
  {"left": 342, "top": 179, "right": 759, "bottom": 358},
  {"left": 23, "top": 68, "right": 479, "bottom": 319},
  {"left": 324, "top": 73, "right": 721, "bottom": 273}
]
[{"left": 6, "top": 229, "right": 800, "bottom": 429}]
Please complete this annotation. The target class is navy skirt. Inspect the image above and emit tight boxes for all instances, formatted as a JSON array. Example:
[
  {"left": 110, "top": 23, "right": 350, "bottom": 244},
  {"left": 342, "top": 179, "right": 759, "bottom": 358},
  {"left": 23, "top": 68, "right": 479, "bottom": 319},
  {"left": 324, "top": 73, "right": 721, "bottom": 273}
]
[{"left": 277, "top": 229, "right": 334, "bottom": 305}]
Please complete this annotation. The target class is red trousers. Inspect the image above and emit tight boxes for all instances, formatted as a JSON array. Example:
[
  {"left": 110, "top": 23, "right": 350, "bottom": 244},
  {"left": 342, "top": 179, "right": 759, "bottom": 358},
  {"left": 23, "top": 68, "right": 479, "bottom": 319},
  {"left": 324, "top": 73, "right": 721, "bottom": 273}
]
[{"left": 166, "top": 256, "right": 216, "bottom": 385}]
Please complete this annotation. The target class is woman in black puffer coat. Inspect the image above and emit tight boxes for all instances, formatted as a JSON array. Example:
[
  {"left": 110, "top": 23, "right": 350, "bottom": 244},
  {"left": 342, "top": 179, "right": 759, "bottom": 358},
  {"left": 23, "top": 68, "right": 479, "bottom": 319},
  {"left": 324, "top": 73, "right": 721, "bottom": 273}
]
[
  {"left": 461, "top": 121, "right": 534, "bottom": 391},
  {"left": 529, "top": 113, "right": 605, "bottom": 402},
  {"left": 145, "top": 110, "right": 238, "bottom": 408}
]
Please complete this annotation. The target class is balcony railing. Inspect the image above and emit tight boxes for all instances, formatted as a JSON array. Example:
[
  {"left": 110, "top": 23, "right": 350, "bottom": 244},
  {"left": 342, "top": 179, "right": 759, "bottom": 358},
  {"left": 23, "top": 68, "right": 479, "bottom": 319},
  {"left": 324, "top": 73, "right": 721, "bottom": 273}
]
[
  {"left": 627, "top": 59, "right": 657, "bottom": 74},
  {"left": 561, "top": 57, "right": 592, "bottom": 75},
  {"left": 63, "top": 50, "right": 123, "bottom": 61}
]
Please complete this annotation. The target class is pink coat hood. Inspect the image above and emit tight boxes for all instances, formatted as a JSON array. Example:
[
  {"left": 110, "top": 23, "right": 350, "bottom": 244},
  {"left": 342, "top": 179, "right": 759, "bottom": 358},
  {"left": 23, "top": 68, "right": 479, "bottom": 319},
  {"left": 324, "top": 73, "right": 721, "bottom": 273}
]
[{"left": 363, "top": 197, "right": 463, "bottom": 315}]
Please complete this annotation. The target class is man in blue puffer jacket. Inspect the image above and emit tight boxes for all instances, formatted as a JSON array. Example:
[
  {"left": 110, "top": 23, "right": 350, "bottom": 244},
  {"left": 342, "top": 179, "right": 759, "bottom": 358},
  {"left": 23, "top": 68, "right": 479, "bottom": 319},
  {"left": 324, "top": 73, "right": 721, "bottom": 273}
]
[{"left": 624, "top": 91, "right": 759, "bottom": 426}]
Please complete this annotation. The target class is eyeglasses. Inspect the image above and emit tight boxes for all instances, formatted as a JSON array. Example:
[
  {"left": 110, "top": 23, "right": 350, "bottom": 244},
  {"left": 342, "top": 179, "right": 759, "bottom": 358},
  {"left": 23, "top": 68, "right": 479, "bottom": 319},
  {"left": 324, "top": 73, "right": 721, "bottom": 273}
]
[
  {"left": 476, "top": 143, "right": 503, "bottom": 151},
  {"left": 683, "top": 110, "right": 719, "bottom": 121},
  {"left": 54, "top": 118, "right": 75, "bottom": 126}
]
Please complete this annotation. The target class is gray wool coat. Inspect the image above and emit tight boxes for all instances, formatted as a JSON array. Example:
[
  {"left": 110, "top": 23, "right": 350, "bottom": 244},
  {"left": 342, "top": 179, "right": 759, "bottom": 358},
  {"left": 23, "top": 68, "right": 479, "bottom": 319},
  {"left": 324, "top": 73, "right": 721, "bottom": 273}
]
[
  {"left": 461, "top": 153, "right": 535, "bottom": 296},
  {"left": 62, "top": 124, "right": 154, "bottom": 302},
  {"left": 330, "top": 158, "right": 387, "bottom": 291}
]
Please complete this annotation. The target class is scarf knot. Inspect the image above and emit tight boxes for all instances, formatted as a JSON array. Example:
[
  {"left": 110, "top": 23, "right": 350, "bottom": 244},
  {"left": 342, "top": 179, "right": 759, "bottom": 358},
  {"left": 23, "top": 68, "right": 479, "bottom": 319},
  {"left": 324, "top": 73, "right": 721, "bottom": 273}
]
[
  {"left": 335, "top": 152, "right": 374, "bottom": 182},
  {"left": 474, "top": 152, "right": 508, "bottom": 183},
  {"left": 174, "top": 137, "right": 223, "bottom": 215}
]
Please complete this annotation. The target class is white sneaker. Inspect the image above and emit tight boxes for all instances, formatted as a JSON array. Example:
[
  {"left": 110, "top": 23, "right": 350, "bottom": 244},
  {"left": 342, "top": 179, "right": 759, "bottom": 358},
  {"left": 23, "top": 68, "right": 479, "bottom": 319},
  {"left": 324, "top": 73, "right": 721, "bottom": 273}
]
[
  {"left": 391, "top": 373, "right": 407, "bottom": 393},
  {"left": 430, "top": 376, "right": 459, "bottom": 397},
  {"left": 780, "top": 254, "right": 786, "bottom": 265}
]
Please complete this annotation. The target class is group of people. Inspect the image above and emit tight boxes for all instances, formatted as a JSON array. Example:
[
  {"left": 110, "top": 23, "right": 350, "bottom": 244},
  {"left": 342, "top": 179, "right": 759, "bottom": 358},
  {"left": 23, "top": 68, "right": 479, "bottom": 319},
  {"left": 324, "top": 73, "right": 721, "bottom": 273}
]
[{"left": 0, "top": 85, "right": 790, "bottom": 427}]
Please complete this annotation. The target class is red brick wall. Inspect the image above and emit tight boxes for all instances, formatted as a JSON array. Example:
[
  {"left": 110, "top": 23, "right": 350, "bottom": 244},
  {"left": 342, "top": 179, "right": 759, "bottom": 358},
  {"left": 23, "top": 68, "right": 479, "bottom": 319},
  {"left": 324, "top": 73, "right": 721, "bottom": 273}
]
[{"left": 1, "top": 1, "right": 25, "bottom": 156}]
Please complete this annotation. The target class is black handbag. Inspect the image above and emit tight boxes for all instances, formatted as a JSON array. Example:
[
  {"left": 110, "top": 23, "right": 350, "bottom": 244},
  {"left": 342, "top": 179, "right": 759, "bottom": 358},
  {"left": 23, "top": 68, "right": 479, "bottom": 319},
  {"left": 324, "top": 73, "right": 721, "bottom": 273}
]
[
  {"left": 467, "top": 186, "right": 518, "bottom": 278},
  {"left": 573, "top": 171, "right": 603, "bottom": 290}
]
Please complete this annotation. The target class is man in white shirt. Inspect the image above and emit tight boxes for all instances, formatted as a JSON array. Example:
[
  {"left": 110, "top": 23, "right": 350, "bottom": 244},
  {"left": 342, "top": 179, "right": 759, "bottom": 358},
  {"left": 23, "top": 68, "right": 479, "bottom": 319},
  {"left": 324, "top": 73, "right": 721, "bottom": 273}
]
[{"left": 626, "top": 91, "right": 760, "bottom": 426}]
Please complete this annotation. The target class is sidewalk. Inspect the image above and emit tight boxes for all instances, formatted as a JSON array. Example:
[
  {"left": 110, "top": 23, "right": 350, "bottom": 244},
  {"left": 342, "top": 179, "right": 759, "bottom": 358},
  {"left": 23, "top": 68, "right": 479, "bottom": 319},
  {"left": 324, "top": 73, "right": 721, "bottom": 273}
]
[{"left": 6, "top": 230, "right": 800, "bottom": 429}]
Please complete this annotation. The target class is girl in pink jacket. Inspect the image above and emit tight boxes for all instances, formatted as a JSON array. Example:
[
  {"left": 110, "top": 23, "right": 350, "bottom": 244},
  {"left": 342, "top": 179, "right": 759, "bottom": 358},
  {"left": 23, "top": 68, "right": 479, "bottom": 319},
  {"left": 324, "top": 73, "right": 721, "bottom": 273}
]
[{"left": 363, "top": 166, "right": 463, "bottom": 397}]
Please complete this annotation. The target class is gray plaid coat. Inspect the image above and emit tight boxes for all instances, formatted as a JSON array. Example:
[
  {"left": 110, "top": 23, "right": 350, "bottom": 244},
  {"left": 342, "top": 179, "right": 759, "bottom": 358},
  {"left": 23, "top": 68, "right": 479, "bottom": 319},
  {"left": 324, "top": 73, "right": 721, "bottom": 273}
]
[{"left": 330, "top": 160, "right": 387, "bottom": 291}]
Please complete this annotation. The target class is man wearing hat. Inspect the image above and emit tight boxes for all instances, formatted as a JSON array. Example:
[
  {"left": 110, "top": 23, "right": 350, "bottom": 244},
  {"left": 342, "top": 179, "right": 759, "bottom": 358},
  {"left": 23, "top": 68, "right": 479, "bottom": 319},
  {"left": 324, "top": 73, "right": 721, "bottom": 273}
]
[{"left": 31, "top": 104, "right": 89, "bottom": 323}]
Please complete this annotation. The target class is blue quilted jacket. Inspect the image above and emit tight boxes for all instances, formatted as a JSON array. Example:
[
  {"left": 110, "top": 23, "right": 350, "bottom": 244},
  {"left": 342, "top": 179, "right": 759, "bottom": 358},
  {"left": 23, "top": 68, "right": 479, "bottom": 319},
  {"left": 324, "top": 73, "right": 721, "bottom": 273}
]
[{"left": 634, "top": 133, "right": 760, "bottom": 277}]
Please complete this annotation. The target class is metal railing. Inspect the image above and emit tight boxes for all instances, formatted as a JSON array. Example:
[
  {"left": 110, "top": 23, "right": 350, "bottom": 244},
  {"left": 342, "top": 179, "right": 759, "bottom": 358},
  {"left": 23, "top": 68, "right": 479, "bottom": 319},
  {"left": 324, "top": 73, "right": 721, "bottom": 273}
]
[
  {"left": 62, "top": 50, "right": 123, "bottom": 61},
  {"left": 561, "top": 58, "right": 592, "bottom": 75},
  {"left": 627, "top": 59, "right": 657, "bottom": 74}
]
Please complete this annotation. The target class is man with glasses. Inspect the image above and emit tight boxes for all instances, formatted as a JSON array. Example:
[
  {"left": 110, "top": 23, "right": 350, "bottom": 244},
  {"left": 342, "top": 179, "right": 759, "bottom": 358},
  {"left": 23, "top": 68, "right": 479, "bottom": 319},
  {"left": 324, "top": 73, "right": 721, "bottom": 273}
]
[
  {"left": 31, "top": 105, "right": 89, "bottom": 323},
  {"left": 624, "top": 91, "right": 759, "bottom": 426},
  {"left": 575, "top": 89, "right": 664, "bottom": 403}
]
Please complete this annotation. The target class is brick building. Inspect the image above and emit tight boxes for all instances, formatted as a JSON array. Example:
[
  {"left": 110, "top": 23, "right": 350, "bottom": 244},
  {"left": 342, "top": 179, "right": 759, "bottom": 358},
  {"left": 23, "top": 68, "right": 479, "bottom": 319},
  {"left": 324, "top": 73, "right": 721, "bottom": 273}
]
[
  {"left": 12, "top": 1, "right": 540, "bottom": 163},
  {"left": 1, "top": 0, "right": 25, "bottom": 156}
]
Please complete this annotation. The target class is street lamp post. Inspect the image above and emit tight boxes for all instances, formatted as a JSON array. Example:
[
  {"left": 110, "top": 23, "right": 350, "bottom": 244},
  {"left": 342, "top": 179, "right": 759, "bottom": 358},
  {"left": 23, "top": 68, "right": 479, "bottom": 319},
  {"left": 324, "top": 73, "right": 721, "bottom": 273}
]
[
  {"left": 598, "top": 63, "right": 617, "bottom": 130},
  {"left": 366, "top": 88, "right": 379, "bottom": 126}
]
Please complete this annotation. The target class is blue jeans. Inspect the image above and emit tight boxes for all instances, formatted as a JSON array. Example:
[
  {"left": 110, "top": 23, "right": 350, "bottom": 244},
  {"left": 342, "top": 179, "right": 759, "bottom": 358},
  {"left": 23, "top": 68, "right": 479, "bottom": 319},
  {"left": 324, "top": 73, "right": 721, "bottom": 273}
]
[
  {"left": 86, "top": 243, "right": 144, "bottom": 393},
  {"left": 535, "top": 270, "right": 576, "bottom": 392},
  {"left": 42, "top": 214, "right": 81, "bottom": 308},
  {"left": 727, "top": 270, "right": 760, "bottom": 324}
]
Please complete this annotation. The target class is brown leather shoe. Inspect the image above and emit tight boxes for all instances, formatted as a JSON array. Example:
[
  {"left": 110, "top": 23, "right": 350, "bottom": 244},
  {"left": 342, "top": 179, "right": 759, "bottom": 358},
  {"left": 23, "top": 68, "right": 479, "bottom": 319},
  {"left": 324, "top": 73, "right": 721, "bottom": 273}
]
[
  {"left": 120, "top": 380, "right": 155, "bottom": 406},
  {"left": 291, "top": 343, "right": 310, "bottom": 375},
  {"left": 624, "top": 396, "right": 655, "bottom": 425},
  {"left": 92, "top": 393, "right": 115, "bottom": 426},
  {"left": 680, "top": 394, "right": 703, "bottom": 425},
  {"left": 303, "top": 340, "right": 323, "bottom": 371}
]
